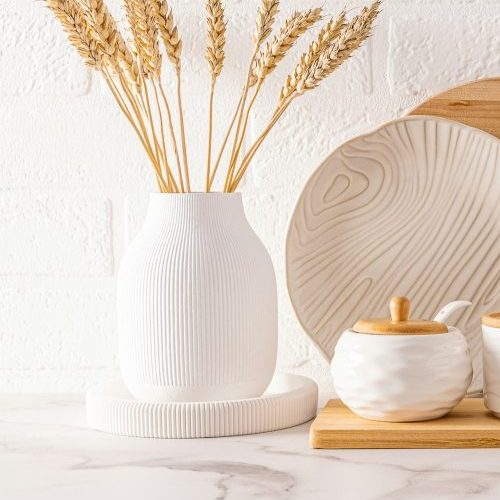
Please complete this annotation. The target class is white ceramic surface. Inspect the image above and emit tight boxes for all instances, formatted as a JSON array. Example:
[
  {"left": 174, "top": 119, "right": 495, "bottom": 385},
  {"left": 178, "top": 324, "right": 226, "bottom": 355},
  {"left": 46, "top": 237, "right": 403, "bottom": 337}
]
[
  {"left": 332, "top": 327, "right": 473, "bottom": 422},
  {"left": 86, "top": 374, "right": 318, "bottom": 438},
  {"left": 118, "top": 193, "right": 278, "bottom": 403},
  {"left": 483, "top": 324, "right": 500, "bottom": 416},
  {"left": 286, "top": 116, "right": 500, "bottom": 392}
]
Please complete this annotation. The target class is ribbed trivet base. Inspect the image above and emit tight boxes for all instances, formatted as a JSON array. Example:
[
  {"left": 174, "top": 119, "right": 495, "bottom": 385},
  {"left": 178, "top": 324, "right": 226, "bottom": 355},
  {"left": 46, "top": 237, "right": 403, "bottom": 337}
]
[{"left": 86, "top": 374, "right": 318, "bottom": 438}]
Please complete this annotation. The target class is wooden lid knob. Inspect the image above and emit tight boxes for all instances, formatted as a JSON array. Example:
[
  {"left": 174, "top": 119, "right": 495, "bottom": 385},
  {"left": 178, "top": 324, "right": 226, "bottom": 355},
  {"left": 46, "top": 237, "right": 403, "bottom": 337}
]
[
  {"left": 352, "top": 295, "right": 447, "bottom": 335},
  {"left": 390, "top": 296, "right": 410, "bottom": 322}
]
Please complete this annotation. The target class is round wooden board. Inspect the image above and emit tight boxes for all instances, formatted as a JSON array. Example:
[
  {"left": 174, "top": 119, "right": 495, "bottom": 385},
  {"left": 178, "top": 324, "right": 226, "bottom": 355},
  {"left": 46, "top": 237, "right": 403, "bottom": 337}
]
[{"left": 409, "top": 77, "right": 500, "bottom": 139}]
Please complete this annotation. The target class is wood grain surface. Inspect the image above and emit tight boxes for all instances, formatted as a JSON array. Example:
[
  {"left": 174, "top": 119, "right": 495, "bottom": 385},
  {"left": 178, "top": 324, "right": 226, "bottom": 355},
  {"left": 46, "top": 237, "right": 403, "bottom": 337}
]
[
  {"left": 310, "top": 399, "right": 500, "bottom": 449},
  {"left": 286, "top": 116, "right": 500, "bottom": 393},
  {"left": 409, "top": 77, "right": 500, "bottom": 139}
]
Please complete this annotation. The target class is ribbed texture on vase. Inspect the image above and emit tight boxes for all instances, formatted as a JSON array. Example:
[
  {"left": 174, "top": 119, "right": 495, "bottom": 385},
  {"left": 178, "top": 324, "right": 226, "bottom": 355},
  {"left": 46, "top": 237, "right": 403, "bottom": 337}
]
[
  {"left": 86, "top": 374, "right": 318, "bottom": 438},
  {"left": 118, "top": 193, "right": 278, "bottom": 402}
]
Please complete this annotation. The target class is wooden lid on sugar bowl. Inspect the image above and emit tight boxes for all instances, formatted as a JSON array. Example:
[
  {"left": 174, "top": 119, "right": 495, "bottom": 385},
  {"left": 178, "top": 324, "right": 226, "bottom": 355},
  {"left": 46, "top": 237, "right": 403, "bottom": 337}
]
[
  {"left": 482, "top": 312, "right": 500, "bottom": 328},
  {"left": 353, "top": 296, "right": 448, "bottom": 335}
]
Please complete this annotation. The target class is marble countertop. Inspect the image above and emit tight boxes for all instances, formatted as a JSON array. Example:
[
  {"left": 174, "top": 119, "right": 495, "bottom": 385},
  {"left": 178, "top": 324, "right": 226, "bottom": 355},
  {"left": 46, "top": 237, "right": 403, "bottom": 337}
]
[{"left": 2, "top": 395, "right": 500, "bottom": 499}]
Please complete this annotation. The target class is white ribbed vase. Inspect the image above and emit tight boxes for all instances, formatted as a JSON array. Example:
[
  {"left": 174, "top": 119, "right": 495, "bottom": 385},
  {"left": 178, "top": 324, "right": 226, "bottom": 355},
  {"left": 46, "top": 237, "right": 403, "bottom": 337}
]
[{"left": 117, "top": 193, "right": 278, "bottom": 403}]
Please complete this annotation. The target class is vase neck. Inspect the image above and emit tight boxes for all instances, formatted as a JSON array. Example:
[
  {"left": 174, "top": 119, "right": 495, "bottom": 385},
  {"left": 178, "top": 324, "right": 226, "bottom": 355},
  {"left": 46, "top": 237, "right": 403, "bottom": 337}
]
[{"left": 145, "top": 193, "right": 246, "bottom": 226}]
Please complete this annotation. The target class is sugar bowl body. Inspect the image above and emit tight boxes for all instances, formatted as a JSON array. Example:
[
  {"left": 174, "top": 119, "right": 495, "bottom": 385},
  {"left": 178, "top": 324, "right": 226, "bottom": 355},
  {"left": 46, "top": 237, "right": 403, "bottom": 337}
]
[
  {"left": 482, "top": 312, "right": 500, "bottom": 417},
  {"left": 332, "top": 297, "right": 473, "bottom": 422}
]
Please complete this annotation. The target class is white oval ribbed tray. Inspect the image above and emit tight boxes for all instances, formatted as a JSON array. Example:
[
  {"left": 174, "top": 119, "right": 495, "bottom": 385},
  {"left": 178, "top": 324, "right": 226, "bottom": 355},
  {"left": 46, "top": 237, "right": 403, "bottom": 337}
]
[{"left": 86, "top": 374, "right": 318, "bottom": 438}]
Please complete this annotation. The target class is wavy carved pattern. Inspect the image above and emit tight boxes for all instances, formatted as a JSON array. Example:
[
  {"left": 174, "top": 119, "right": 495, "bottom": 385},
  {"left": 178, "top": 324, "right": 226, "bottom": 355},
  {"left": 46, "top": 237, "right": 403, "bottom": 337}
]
[{"left": 286, "top": 116, "right": 500, "bottom": 391}]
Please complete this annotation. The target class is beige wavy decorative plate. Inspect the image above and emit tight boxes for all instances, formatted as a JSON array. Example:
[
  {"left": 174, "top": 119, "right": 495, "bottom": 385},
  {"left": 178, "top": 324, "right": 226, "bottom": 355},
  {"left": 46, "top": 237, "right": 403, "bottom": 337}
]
[{"left": 286, "top": 116, "right": 500, "bottom": 391}]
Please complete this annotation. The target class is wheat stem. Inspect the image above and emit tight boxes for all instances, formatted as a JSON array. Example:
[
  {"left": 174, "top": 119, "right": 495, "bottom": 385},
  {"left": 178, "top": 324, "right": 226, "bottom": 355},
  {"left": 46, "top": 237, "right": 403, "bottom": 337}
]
[
  {"left": 159, "top": 78, "right": 185, "bottom": 192},
  {"left": 224, "top": 46, "right": 259, "bottom": 191},
  {"left": 152, "top": 80, "right": 179, "bottom": 192},
  {"left": 141, "top": 77, "right": 163, "bottom": 181},
  {"left": 206, "top": 80, "right": 216, "bottom": 191},
  {"left": 104, "top": 73, "right": 167, "bottom": 190},
  {"left": 116, "top": 73, "right": 150, "bottom": 137},
  {"left": 208, "top": 93, "right": 243, "bottom": 190},
  {"left": 151, "top": 81, "right": 171, "bottom": 190},
  {"left": 176, "top": 69, "right": 190, "bottom": 191},
  {"left": 103, "top": 68, "right": 163, "bottom": 181},
  {"left": 229, "top": 98, "right": 293, "bottom": 191},
  {"left": 228, "top": 81, "right": 262, "bottom": 182}
]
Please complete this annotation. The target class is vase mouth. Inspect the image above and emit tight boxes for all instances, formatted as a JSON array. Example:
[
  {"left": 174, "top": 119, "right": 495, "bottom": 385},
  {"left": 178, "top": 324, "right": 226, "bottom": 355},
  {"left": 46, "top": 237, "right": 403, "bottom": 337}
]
[
  {"left": 150, "top": 192, "right": 241, "bottom": 197},
  {"left": 147, "top": 191, "right": 245, "bottom": 215}
]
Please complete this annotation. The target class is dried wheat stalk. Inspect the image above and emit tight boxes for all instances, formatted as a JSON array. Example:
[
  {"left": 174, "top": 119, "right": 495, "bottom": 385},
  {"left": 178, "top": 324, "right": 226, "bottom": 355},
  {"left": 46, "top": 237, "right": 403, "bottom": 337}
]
[
  {"left": 124, "top": 0, "right": 162, "bottom": 78},
  {"left": 146, "top": 0, "right": 184, "bottom": 190},
  {"left": 219, "top": 0, "right": 287, "bottom": 190},
  {"left": 224, "top": 7, "right": 322, "bottom": 187},
  {"left": 251, "top": 8, "right": 322, "bottom": 86},
  {"left": 84, "top": 0, "right": 140, "bottom": 88},
  {"left": 123, "top": 0, "right": 164, "bottom": 186},
  {"left": 205, "top": 0, "right": 226, "bottom": 190},
  {"left": 153, "top": 0, "right": 182, "bottom": 70},
  {"left": 46, "top": 0, "right": 103, "bottom": 68},
  {"left": 149, "top": 0, "right": 189, "bottom": 190},
  {"left": 205, "top": 0, "right": 226, "bottom": 79},
  {"left": 279, "top": 11, "right": 346, "bottom": 102},
  {"left": 253, "top": 0, "right": 280, "bottom": 46},
  {"left": 208, "top": 0, "right": 281, "bottom": 189},
  {"left": 281, "top": 2, "right": 380, "bottom": 103}
]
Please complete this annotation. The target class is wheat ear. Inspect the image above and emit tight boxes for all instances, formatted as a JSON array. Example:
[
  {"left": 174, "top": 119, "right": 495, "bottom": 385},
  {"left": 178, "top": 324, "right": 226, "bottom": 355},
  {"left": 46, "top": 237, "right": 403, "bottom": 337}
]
[
  {"left": 205, "top": 0, "right": 226, "bottom": 79},
  {"left": 153, "top": 0, "right": 182, "bottom": 69},
  {"left": 282, "top": 1, "right": 380, "bottom": 102},
  {"left": 279, "top": 11, "right": 346, "bottom": 102},
  {"left": 214, "top": 0, "right": 280, "bottom": 191},
  {"left": 253, "top": 0, "right": 280, "bottom": 46},
  {"left": 46, "top": 0, "right": 103, "bottom": 68},
  {"left": 124, "top": 0, "right": 162, "bottom": 78},
  {"left": 251, "top": 8, "right": 322, "bottom": 86},
  {"left": 205, "top": 0, "right": 226, "bottom": 191},
  {"left": 84, "top": 0, "right": 140, "bottom": 88}
]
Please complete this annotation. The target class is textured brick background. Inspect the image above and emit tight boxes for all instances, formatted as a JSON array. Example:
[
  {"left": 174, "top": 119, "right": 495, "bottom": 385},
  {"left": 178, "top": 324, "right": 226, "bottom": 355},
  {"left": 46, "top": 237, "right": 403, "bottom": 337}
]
[{"left": 0, "top": 0, "right": 499, "bottom": 392}]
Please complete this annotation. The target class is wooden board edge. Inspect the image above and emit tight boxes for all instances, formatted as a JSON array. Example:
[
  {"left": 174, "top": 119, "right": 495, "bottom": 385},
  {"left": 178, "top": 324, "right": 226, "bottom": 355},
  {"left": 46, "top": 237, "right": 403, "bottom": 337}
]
[
  {"left": 310, "top": 426, "right": 500, "bottom": 449},
  {"left": 309, "top": 399, "right": 500, "bottom": 449}
]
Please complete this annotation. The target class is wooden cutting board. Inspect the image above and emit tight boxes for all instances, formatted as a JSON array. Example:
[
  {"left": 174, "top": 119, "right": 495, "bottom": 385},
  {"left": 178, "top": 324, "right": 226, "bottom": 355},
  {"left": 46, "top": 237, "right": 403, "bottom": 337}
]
[
  {"left": 409, "top": 77, "right": 500, "bottom": 138},
  {"left": 310, "top": 399, "right": 500, "bottom": 449}
]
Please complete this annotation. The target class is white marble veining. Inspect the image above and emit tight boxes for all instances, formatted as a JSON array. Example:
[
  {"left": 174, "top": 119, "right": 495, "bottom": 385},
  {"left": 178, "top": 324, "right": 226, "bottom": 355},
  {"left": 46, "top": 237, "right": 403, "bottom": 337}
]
[{"left": 2, "top": 395, "right": 500, "bottom": 499}]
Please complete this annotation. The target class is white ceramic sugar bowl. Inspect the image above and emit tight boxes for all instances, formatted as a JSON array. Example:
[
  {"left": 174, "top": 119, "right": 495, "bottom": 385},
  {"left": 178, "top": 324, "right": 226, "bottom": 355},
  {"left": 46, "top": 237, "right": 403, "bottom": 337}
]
[
  {"left": 482, "top": 312, "right": 500, "bottom": 417},
  {"left": 332, "top": 297, "right": 473, "bottom": 422}
]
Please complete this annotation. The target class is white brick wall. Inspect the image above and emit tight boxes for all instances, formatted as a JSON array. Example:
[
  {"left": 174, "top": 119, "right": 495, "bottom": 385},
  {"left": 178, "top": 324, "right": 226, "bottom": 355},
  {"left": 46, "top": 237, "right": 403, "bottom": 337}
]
[{"left": 0, "top": 0, "right": 498, "bottom": 392}]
